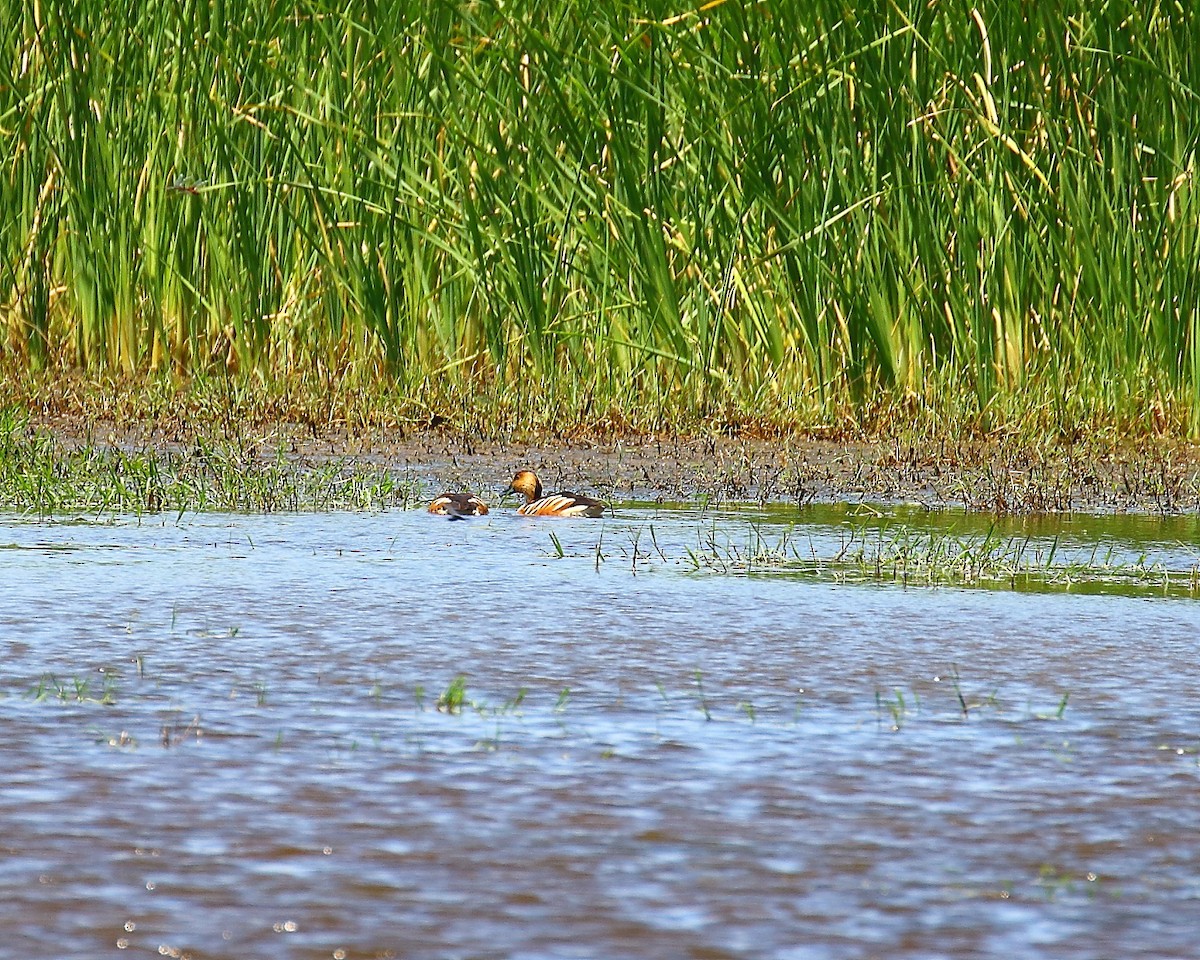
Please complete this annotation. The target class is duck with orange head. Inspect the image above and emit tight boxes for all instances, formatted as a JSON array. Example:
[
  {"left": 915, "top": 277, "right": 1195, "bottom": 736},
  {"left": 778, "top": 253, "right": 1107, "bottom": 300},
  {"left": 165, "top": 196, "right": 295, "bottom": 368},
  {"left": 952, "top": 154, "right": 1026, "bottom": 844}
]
[
  {"left": 502, "top": 470, "right": 605, "bottom": 517},
  {"left": 428, "top": 492, "right": 490, "bottom": 519}
]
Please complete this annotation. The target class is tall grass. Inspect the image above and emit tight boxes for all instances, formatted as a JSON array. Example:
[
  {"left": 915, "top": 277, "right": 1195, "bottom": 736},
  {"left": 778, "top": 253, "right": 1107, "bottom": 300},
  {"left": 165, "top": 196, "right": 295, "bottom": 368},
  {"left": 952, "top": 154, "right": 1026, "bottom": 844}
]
[{"left": 1, "top": 1, "right": 1198, "bottom": 435}]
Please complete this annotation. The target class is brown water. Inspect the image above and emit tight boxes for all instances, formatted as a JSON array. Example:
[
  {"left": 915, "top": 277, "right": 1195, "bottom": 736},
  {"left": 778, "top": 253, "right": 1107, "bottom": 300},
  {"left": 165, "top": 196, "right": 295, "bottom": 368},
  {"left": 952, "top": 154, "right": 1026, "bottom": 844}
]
[{"left": 2, "top": 505, "right": 1199, "bottom": 959}]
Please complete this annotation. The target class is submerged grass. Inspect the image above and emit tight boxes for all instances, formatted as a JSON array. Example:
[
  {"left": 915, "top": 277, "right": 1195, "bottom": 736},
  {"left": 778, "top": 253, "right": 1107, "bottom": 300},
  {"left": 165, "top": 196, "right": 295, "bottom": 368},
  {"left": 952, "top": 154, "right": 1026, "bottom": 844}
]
[
  {"left": 2, "top": 2, "right": 1200, "bottom": 437},
  {"left": 678, "top": 519, "right": 1200, "bottom": 597},
  {"left": 27, "top": 662, "right": 1078, "bottom": 760},
  {"left": 29, "top": 671, "right": 118, "bottom": 705}
]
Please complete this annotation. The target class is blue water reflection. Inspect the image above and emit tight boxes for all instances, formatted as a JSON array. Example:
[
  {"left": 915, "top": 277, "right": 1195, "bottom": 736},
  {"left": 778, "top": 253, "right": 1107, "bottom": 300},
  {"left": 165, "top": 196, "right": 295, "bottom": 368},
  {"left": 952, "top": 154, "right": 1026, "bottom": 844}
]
[{"left": 1, "top": 506, "right": 1198, "bottom": 958}]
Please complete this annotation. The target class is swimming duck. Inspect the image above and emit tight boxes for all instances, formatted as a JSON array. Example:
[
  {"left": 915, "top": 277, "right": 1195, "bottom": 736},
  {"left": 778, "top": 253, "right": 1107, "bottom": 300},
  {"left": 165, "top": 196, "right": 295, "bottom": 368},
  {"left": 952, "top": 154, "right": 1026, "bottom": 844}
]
[
  {"left": 428, "top": 492, "right": 489, "bottom": 519},
  {"left": 502, "top": 470, "right": 606, "bottom": 517}
]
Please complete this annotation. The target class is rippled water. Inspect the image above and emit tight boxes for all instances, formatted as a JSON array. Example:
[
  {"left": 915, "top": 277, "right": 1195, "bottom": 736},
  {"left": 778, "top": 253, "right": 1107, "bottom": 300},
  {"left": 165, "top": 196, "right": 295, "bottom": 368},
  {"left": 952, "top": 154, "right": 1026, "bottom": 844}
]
[{"left": 2, "top": 504, "right": 1199, "bottom": 959}]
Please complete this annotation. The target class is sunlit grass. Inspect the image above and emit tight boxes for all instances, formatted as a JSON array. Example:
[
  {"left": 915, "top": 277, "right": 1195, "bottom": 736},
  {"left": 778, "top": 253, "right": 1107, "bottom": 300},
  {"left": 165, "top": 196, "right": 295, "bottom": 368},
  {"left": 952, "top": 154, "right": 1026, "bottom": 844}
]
[
  {"left": 0, "top": 407, "right": 422, "bottom": 513},
  {"left": 615, "top": 517, "right": 1200, "bottom": 597},
  {"left": 29, "top": 671, "right": 117, "bottom": 705},
  {"left": 2, "top": 2, "right": 1198, "bottom": 437}
]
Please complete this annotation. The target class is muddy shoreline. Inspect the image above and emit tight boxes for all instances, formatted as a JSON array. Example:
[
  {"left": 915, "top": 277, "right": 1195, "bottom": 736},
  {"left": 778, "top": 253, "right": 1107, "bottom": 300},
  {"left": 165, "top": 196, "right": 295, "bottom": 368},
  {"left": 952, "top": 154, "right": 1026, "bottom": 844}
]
[
  {"left": 361, "top": 433, "right": 1200, "bottom": 515},
  {"left": 28, "top": 413, "right": 1200, "bottom": 514}
]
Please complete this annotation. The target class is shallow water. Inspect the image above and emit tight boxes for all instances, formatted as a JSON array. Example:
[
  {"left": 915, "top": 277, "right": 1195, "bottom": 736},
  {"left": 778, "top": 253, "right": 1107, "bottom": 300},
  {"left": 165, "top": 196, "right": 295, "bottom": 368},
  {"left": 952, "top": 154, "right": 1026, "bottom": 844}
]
[{"left": 2, "top": 504, "right": 1199, "bottom": 959}]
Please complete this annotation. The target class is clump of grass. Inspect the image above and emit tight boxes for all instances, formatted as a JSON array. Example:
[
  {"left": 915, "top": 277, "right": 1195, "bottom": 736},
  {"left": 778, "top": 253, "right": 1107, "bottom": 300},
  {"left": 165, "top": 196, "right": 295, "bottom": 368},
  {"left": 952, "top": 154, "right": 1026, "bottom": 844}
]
[
  {"left": 0, "top": 407, "right": 422, "bottom": 513},
  {"left": 834, "top": 524, "right": 1191, "bottom": 593},
  {"left": 29, "top": 671, "right": 116, "bottom": 705},
  {"left": 876, "top": 687, "right": 915, "bottom": 731},
  {"left": 1, "top": 3, "right": 1198, "bottom": 437},
  {"left": 436, "top": 675, "right": 469, "bottom": 714},
  {"left": 680, "top": 519, "right": 1200, "bottom": 597}
]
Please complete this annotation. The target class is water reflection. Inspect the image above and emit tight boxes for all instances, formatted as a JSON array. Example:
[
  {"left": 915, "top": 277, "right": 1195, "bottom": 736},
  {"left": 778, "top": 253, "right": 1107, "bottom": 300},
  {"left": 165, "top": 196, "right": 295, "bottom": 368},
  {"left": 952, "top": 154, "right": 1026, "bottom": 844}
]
[{"left": 1, "top": 506, "right": 1198, "bottom": 958}]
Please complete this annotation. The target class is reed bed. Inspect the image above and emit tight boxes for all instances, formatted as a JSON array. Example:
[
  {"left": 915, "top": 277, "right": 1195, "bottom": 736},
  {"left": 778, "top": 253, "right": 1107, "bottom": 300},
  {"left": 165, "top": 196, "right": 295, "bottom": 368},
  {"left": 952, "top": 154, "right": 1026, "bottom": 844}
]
[{"left": 2, "top": 1, "right": 1198, "bottom": 435}]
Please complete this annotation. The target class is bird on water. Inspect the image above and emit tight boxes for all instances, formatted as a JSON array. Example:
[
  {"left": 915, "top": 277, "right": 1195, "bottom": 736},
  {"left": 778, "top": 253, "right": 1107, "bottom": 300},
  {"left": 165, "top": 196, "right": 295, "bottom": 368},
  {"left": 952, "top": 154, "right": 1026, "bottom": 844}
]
[
  {"left": 502, "top": 470, "right": 606, "bottom": 517},
  {"left": 428, "top": 492, "right": 490, "bottom": 519}
]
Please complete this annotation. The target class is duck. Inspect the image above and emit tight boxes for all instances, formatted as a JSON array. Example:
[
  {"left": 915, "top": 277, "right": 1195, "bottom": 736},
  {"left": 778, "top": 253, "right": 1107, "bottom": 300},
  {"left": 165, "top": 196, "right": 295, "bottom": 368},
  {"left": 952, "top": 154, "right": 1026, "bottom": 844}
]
[
  {"left": 428, "top": 492, "right": 490, "bottom": 519},
  {"left": 502, "top": 469, "right": 606, "bottom": 517}
]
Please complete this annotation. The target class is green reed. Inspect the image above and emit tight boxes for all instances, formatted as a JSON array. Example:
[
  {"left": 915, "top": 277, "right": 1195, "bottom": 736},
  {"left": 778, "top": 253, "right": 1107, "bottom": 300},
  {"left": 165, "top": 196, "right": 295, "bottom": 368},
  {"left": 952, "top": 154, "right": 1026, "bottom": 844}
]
[{"left": 2, "top": 2, "right": 1198, "bottom": 434}]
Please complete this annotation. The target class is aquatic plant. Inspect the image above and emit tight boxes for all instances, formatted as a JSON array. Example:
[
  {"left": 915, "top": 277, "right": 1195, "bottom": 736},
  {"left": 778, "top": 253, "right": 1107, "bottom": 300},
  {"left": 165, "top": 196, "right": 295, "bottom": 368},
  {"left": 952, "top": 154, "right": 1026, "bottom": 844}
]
[
  {"left": 161, "top": 714, "right": 204, "bottom": 748},
  {"left": 876, "top": 687, "right": 916, "bottom": 731},
  {"left": 1, "top": 2, "right": 1198, "bottom": 437},
  {"left": 939, "top": 664, "right": 999, "bottom": 718},
  {"left": 29, "top": 671, "right": 117, "bottom": 705},
  {"left": 681, "top": 519, "right": 1200, "bottom": 597},
  {"left": 436, "top": 674, "right": 469, "bottom": 714},
  {"left": 693, "top": 669, "right": 712, "bottom": 722}
]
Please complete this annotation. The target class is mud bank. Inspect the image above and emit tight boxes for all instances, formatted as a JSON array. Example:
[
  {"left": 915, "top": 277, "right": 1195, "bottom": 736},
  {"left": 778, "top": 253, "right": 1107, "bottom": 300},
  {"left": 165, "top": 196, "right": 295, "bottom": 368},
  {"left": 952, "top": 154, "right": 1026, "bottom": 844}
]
[{"left": 29, "top": 411, "right": 1200, "bottom": 514}]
